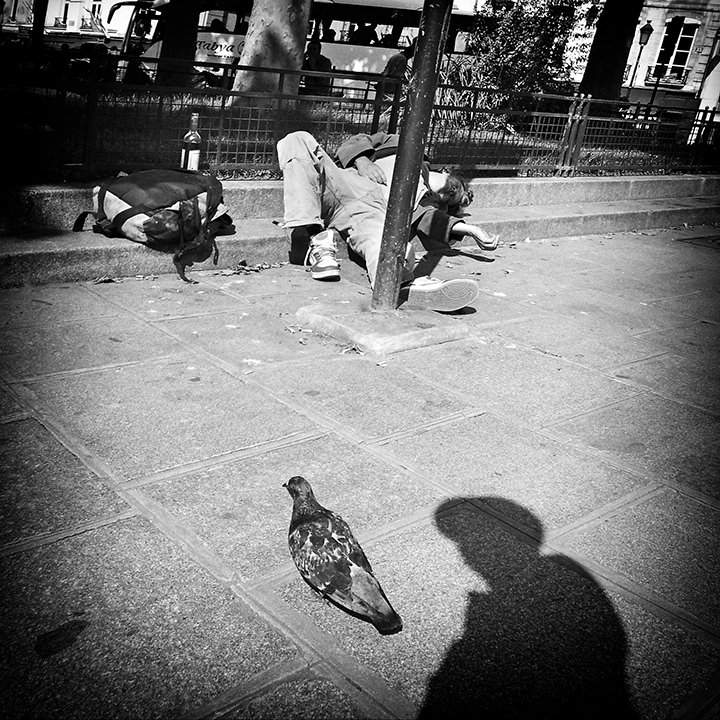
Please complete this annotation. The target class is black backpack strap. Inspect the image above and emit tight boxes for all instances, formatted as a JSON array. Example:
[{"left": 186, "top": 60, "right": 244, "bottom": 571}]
[
  {"left": 72, "top": 211, "right": 94, "bottom": 232},
  {"left": 110, "top": 204, "right": 153, "bottom": 231}
]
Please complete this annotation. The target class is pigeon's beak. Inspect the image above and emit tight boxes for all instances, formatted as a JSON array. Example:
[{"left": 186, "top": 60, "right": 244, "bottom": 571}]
[{"left": 282, "top": 482, "right": 288, "bottom": 488}]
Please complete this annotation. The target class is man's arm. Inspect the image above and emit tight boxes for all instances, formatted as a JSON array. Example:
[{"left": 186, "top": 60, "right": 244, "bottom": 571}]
[
  {"left": 450, "top": 222, "right": 500, "bottom": 251},
  {"left": 334, "top": 132, "right": 397, "bottom": 170}
]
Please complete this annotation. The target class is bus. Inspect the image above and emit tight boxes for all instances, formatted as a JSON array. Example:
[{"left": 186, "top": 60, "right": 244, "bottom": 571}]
[{"left": 107, "top": 0, "right": 477, "bottom": 84}]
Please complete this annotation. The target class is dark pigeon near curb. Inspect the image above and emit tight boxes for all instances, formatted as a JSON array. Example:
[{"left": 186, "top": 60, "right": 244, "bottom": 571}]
[{"left": 283, "top": 476, "right": 403, "bottom": 635}]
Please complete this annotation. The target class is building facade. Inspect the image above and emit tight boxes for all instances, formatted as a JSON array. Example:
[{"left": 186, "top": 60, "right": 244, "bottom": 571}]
[{"left": 623, "top": 0, "right": 720, "bottom": 111}]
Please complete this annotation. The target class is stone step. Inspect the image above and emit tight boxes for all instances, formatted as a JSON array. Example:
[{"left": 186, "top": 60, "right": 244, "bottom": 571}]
[
  {"left": 4, "top": 175, "right": 719, "bottom": 234},
  {"left": 2, "top": 195, "right": 718, "bottom": 287}
]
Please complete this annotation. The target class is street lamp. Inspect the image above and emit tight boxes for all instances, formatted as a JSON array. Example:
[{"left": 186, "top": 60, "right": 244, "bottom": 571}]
[{"left": 629, "top": 20, "right": 654, "bottom": 86}]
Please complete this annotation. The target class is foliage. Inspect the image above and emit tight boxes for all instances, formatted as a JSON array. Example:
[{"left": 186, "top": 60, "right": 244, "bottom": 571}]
[{"left": 444, "top": 0, "right": 582, "bottom": 94}]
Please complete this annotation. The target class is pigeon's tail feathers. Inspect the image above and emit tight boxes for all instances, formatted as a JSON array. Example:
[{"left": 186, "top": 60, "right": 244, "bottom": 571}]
[
  {"left": 347, "top": 565, "right": 403, "bottom": 635},
  {"left": 372, "top": 606, "right": 403, "bottom": 635}
]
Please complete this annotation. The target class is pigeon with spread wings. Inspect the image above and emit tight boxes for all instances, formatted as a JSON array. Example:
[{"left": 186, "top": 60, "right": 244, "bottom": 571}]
[{"left": 283, "top": 476, "right": 403, "bottom": 635}]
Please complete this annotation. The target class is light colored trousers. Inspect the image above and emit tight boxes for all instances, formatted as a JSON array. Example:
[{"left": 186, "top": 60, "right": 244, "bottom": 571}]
[{"left": 276, "top": 131, "right": 415, "bottom": 287}]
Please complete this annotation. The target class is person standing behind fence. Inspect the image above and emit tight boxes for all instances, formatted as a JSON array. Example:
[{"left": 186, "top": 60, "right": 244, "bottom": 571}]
[
  {"left": 376, "top": 41, "right": 415, "bottom": 97},
  {"left": 300, "top": 39, "right": 333, "bottom": 96}
]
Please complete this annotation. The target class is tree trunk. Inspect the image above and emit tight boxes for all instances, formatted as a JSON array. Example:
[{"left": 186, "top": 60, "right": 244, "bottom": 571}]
[
  {"left": 156, "top": 0, "right": 201, "bottom": 87},
  {"left": 232, "top": 0, "right": 311, "bottom": 94},
  {"left": 579, "top": 0, "right": 644, "bottom": 101},
  {"left": 31, "top": 0, "right": 49, "bottom": 53}
]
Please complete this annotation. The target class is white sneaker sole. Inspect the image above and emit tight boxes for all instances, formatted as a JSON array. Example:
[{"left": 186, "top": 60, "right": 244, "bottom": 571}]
[
  {"left": 400, "top": 278, "right": 480, "bottom": 312},
  {"left": 309, "top": 266, "right": 340, "bottom": 280}
]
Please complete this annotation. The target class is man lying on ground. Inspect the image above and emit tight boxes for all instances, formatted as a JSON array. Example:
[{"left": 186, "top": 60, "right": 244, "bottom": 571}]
[{"left": 276, "top": 130, "right": 499, "bottom": 312}]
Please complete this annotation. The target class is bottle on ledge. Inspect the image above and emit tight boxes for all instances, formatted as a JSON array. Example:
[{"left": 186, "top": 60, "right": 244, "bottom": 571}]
[{"left": 181, "top": 112, "right": 201, "bottom": 171}]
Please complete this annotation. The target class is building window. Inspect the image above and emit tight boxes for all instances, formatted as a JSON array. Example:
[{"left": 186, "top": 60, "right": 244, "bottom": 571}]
[
  {"left": 648, "top": 18, "right": 699, "bottom": 85},
  {"left": 668, "top": 22, "right": 698, "bottom": 78}
]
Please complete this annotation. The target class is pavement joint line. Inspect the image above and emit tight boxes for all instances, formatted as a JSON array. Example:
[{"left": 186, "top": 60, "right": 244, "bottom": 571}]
[
  {"left": 539, "top": 389, "right": 654, "bottom": 432},
  {"left": 363, "top": 408, "right": 487, "bottom": 447},
  {"left": 8, "top": 381, "right": 131, "bottom": 489},
  {"left": 3, "top": 352, "right": 186, "bottom": 386},
  {"left": 125, "top": 488, "right": 241, "bottom": 584},
  {"left": 632, "top": 317, "right": 719, "bottom": 338},
  {"left": 0, "top": 311, "right": 122, "bottom": 331},
  {"left": 600, "top": 350, "right": 674, "bottom": 374},
  {"left": 306, "top": 662, "right": 413, "bottom": 720},
  {"left": 149, "top": 307, "right": 256, "bottom": 323},
  {"left": 181, "top": 655, "right": 312, "bottom": 720},
  {"left": 0, "top": 509, "right": 139, "bottom": 558},
  {"left": 115, "top": 429, "right": 331, "bottom": 491},
  {"left": 390, "top": 346, "right": 649, "bottom": 430},
  {"left": 653, "top": 478, "right": 720, "bottom": 514},
  {"left": 546, "top": 483, "right": 666, "bottom": 543},
  {"left": 227, "top": 581, "right": 417, "bottom": 720},
  {"left": 544, "top": 544, "right": 720, "bottom": 647},
  {"left": 602, "top": 369, "right": 720, "bottom": 419}
]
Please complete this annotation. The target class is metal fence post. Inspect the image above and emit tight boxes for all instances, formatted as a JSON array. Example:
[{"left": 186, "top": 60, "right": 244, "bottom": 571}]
[
  {"left": 568, "top": 95, "right": 591, "bottom": 175},
  {"left": 555, "top": 94, "right": 579, "bottom": 176},
  {"left": 371, "top": 0, "right": 453, "bottom": 311}
]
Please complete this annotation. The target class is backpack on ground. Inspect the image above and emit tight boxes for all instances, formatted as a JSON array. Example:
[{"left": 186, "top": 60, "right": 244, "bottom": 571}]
[{"left": 73, "top": 169, "right": 235, "bottom": 282}]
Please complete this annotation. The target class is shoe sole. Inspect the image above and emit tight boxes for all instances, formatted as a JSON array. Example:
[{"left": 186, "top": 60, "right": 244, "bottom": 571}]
[
  {"left": 309, "top": 267, "right": 341, "bottom": 280},
  {"left": 400, "top": 278, "right": 480, "bottom": 312}
]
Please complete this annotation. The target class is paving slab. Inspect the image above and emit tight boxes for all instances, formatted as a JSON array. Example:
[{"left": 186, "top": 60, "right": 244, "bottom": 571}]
[
  {"left": 224, "top": 676, "right": 360, "bottom": 719},
  {"left": 138, "top": 435, "right": 446, "bottom": 582},
  {"left": 649, "top": 290, "right": 720, "bottom": 323},
  {"left": 518, "top": 286, "right": 694, "bottom": 335},
  {"left": 89, "top": 275, "right": 255, "bottom": 319},
  {"left": 556, "top": 487, "right": 720, "bottom": 630},
  {"left": 0, "top": 313, "right": 184, "bottom": 380},
  {"left": 548, "top": 394, "right": 720, "bottom": 499},
  {"left": 250, "top": 355, "right": 476, "bottom": 440},
  {"left": 0, "top": 418, "right": 127, "bottom": 546},
  {"left": 491, "top": 312, "right": 666, "bottom": 370},
  {"left": 0, "top": 384, "right": 23, "bottom": 417},
  {"left": 0, "top": 283, "right": 120, "bottom": 329},
  {"left": 387, "top": 336, "right": 640, "bottom": 428},
  {"left": 0, "top": 516, "right": 297, "bottom": 719},
  {"left": 158, "top": 306, "right": 341, "bottom": 368},
  {"left": 638, "top": 320, "right": 720, "bottom": 366},
  {"left": 610, "top": 352, "right": 720, "bottom": 415},
  {"left": 378, "top": 412, "right": 648, "bottom": 533},
  {"left": 24, "top": 356, "right": 316, "bottom": 482},
  {"left": 279, "top": 500, "right": 720, "bottom": 719}
]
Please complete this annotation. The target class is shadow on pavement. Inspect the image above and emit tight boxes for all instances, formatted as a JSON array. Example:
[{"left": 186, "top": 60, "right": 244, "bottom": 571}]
[{"left": 419, "top": 497, "right": 640, "bottom": 719}]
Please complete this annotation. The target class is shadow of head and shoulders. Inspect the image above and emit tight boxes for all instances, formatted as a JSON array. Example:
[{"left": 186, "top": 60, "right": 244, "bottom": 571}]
[{"left": 418, "top": 497, "right": 640, "bottom": 719}]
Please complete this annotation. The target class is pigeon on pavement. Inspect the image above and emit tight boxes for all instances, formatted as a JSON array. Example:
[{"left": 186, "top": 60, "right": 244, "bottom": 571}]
[{"left": 283, "top": 475, "right": 403, "bottom": 635}]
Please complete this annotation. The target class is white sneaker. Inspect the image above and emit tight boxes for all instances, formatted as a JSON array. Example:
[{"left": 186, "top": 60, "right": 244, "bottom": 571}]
[
  {"left": 305, "top": 229, "right": 340, "bottom": 280},
  {"left": 400, "top": 276, "right": 480, "bottom": 312}
]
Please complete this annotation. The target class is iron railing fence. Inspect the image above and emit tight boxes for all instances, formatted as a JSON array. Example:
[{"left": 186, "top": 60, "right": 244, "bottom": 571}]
[{"left": 6, "top": 56, "right": 719, "bottom": 182}]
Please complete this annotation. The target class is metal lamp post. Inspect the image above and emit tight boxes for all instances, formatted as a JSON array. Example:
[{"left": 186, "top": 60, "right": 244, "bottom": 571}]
[{"left": 629, "top": 20, "right": 654, "bottom": 87}]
